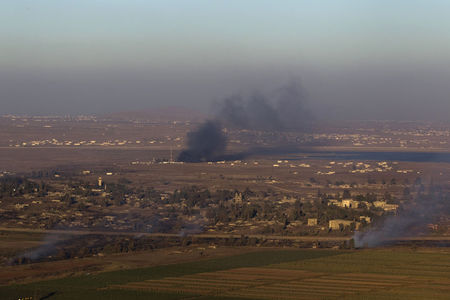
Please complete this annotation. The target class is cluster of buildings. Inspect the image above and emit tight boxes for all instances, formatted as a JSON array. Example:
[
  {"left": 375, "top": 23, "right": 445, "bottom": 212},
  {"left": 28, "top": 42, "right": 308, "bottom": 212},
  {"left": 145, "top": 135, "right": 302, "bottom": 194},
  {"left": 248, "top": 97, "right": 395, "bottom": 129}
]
[
  {"left": 9, "top": 137, "right": 184, "bottom": 148},
  {"left": 314, "top": 161, "right": 398, "bottom": 176},
  {"left": 306, "top": 216, "right": 371, "bottom": 231},
  {"left": 306, "top": 125, "right": 450, "bottom": 149},
  {"left": 328, "top": 198, "right": 398, "bottom": 212}
]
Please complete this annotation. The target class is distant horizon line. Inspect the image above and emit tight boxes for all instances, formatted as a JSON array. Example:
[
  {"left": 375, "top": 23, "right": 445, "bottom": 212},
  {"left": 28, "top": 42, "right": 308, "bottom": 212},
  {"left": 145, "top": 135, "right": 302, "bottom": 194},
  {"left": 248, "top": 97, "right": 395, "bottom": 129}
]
[{"left": 1, "top": 112, "right": 448, "bottom": 124}]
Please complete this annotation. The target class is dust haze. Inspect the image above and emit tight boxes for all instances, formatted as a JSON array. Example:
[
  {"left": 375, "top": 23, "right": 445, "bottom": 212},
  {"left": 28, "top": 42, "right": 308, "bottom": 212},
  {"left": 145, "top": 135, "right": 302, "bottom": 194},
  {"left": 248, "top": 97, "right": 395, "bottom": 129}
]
[{"left": 2, "top": 66, "right": 450, "bottom": 121}]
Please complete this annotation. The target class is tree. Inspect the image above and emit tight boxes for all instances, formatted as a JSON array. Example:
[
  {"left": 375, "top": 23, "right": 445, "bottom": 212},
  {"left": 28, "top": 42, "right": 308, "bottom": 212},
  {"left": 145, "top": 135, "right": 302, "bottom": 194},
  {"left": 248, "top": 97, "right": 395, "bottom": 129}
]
[
  {"left": 343, "top": 190, "right": 351, "bottom": 199},
  {"left": 403, "top": 187, "right": 411, "bottom": 197}
]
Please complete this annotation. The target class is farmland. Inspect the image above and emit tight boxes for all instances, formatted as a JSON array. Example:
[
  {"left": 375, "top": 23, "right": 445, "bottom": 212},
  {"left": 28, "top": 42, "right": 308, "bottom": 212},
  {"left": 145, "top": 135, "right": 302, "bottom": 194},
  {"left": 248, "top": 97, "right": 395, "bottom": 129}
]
[{"left": 1, "top": 248, "right": 449, "bottom": 300}]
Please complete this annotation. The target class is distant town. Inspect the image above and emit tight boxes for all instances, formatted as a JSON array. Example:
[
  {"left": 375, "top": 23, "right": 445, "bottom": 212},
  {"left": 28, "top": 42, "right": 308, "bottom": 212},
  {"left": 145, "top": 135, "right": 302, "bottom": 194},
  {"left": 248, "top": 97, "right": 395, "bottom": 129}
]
[{"left": 2, "top": 114, "right": 450, "bottom": 151}]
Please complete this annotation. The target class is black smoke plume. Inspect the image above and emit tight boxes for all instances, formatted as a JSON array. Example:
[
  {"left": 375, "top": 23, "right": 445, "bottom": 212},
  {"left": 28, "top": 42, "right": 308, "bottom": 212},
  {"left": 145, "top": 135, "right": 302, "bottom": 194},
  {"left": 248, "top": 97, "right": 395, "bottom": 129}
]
[
  {"left": 178, "top": 120, "right": 227, "bottom": 162},
  {"left": 178, "top": 81, "right": 310, "bottom": 162},
  {"left": 215, "top": 93, "right": 282, "bottom": 131}
]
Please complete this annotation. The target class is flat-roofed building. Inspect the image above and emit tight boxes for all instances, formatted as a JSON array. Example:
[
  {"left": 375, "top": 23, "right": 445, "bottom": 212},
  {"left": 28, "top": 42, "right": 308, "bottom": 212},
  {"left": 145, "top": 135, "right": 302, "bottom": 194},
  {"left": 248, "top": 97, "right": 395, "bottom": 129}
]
[{"left": 307, "top": 218, "right": 318, "bottom": 226}]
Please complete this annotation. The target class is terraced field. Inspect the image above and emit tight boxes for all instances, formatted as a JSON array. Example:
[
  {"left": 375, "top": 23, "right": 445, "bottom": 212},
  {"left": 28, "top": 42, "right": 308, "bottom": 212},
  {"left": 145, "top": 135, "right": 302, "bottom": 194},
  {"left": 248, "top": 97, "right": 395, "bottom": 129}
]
[
  {"left": 115, "top": 268, "right": 321, "bottom": 297},
  {"left": 1, "top": 248, "right": 450, "bottom": 300},
  {"left": 269, "top": 248, "right": 450, "bottom": 300},
  {"left": 113, "top": 265, "right": 450, "bottom": 299}
]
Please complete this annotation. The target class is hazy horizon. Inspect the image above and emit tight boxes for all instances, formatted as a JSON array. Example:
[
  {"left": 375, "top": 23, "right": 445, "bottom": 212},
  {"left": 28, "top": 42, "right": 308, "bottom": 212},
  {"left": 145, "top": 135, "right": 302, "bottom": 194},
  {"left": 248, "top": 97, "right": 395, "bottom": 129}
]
[{"left": 2, "top": 1, "right": 450, "bottom": 120}]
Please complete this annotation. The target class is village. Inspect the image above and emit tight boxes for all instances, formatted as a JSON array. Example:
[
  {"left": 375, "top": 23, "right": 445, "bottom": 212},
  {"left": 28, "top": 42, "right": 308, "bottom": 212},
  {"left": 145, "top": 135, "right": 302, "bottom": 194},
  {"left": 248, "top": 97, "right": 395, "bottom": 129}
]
[
  {"left": 1, "top": 114, "right": 450, "bottom": 266},
  {"left": 2, "top": 157, "right": 447, "bottom": 242}
]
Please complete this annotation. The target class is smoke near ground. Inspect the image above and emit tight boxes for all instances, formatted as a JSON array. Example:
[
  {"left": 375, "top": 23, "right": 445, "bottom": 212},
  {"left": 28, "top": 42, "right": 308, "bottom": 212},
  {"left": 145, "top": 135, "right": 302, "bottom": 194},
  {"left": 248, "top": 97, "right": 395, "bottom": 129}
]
[
  {"left": 178, "top": 81, "right": 310, "bottom": 162},
  {"left": 353, "top": 187, "right": 450, "bottom": 248},
  {"left": 17, "top": 233, "right": 64, "bottom": 262},
  {"left": 177, "top": 120, "right": 227, "bottom": 163}
]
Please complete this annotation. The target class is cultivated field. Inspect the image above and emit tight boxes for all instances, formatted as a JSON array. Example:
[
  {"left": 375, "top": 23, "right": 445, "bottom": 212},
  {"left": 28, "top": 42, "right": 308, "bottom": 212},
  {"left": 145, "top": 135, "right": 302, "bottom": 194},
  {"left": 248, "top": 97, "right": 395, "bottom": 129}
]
[
  {"left": 1, "top": 248, "right": 449, "bottom": 300},
  {"left": 112, "top": 249, "right": 450, "bottom": 300}
]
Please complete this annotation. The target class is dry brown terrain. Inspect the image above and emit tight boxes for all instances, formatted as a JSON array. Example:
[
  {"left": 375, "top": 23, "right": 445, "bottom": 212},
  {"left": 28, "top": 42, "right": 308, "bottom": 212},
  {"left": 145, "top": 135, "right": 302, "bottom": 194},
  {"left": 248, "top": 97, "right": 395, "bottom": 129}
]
[{"left": 0, "top": 245, "right": 259, "bottom": 286}]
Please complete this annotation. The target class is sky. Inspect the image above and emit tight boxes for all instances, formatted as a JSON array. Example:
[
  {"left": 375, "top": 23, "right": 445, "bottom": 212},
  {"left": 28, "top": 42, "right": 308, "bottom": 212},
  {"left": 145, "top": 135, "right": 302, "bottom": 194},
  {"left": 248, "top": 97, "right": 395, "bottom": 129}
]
[{"left": 2, "top": 0, "right": 450, "bottom": 120}]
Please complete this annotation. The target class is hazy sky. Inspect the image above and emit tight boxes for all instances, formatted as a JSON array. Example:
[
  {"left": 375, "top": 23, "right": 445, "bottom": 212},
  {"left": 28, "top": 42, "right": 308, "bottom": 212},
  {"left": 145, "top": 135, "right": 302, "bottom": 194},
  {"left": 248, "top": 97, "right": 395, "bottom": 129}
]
[{"left": 2, "top": 1, "right": 450, "bottom": 120}]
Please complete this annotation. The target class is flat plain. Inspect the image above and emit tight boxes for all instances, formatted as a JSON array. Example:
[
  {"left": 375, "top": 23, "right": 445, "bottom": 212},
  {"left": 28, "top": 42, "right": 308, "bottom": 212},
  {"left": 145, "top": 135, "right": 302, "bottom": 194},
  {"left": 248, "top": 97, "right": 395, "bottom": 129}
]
[{"left": 2, "top": 117, "right": 450, "bottom": 299}]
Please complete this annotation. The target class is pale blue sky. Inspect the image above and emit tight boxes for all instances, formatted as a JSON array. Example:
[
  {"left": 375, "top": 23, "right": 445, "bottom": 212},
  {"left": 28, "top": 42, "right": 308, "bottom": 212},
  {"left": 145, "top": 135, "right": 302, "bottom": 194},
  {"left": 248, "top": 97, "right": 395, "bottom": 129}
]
[{"left": 2, "top": 1, "right": 450, "bottom": 119}]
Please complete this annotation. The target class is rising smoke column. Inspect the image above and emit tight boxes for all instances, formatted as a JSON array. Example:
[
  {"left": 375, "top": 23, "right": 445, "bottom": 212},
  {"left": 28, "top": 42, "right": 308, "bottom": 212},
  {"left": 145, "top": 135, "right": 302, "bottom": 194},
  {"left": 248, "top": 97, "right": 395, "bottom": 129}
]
[
  {"left": 178, "top": 81, "right": 310, "bottom": 162},
  {"left": 275, "top": 81, "right": 311, "bottom": 129},
  {"left": 217, "top": 93, "right": 282, "bottom": 131},
  {"left": 178, "top": 120, "right": 227, "bottom": 162},
  {"left": 215, "top": 94, "right": 249, "bottom": 129},
  {"left": 19, "top": 233, "right": 63, "bottom": 261},
  {"left": 215, "top": 81, "right": 309, "bottom": 131},
  {"left": 353, "top": 187, "right": 450, "bottom": 247}
]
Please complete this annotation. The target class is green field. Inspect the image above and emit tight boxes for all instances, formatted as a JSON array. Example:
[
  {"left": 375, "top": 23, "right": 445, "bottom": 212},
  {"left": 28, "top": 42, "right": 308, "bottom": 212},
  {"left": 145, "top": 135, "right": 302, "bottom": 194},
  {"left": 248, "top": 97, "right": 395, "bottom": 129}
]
[{"left": 1, "top": 248, "right": 449, "bottom": 300}]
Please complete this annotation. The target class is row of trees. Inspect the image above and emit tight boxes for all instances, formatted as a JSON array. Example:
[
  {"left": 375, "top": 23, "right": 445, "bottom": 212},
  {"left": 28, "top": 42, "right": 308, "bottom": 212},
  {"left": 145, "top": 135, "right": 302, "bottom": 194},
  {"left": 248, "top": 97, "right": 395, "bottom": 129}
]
[{"left": 0, "top": 176, "right": 51, "bottom": 198}]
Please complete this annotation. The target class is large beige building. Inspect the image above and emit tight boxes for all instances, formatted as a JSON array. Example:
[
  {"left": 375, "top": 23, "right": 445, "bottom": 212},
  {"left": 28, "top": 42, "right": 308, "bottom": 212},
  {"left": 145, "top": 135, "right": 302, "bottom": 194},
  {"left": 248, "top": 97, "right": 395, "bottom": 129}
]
[
  {"left": 341, "top": 199, "right": 360, "bottom": 208},
  {"left": 328, "top": 199, "right": 360, "bottom": 209},
  {"left": 329, "top": 219, "right": 361, "bottom": 230}
]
